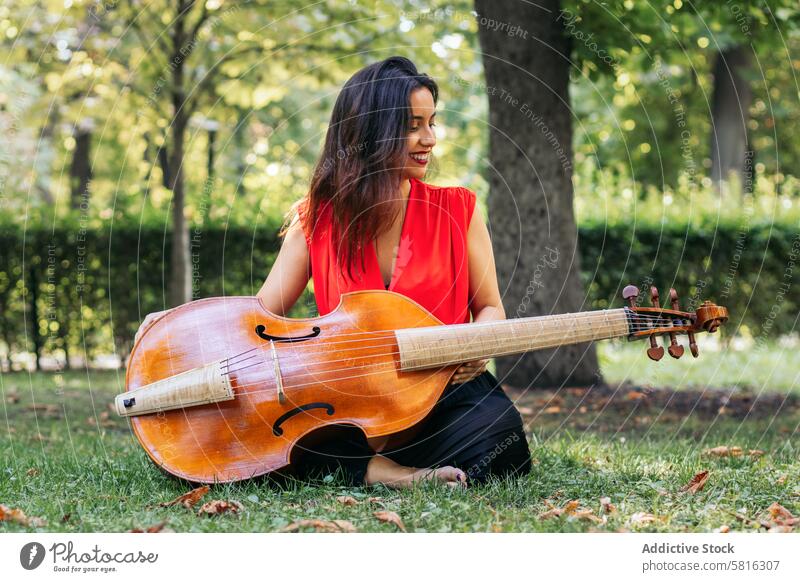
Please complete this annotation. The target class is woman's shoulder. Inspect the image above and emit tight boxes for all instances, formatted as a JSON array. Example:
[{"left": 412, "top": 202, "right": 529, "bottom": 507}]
[
  {"left": 413, "top": 179, "right": 477, "bottom": 226},
  {"left": 414, "top": 178, "right": 476, "bottom": 203}
]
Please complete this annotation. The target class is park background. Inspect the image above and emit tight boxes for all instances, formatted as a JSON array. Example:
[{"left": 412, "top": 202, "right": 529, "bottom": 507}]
[{"left": 0, "top": 0, "right": 798, "bottom": 532}]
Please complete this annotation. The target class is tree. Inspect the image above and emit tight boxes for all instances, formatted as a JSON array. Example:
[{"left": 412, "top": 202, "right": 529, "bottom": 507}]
[{"left": 475, "top": 0, "right": 600, "bottom": 388}]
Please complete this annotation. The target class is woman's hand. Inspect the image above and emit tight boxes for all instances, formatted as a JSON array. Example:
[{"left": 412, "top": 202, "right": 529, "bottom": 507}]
[{"left": 450, "top": 358, "right": 489, "bottom": 386}]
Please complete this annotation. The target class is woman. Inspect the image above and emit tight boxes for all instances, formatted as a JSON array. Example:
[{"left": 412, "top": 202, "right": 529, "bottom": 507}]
[
  {"left": 137, "top": 56, "right": 531, "bottom": 489},
  {"left": 258, "top": 56, "right": 531, "bottom": 489}
]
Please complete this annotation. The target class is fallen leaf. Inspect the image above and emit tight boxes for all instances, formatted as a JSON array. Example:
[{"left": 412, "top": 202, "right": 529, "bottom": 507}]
[
  {"left": 159, "top": 485, "right": 210, "bottom": 509},
  {"left": 562, "top": 500, "right": 580, "bottom": 515},
  {"left": 367, "top": 496, "right": 385, "bottom": 504},
  {"left": 26, "top": 468, "right": 39, "bottom": 478},
  {"left": 573, "top": 509, "right": 604, "bottom": 523},
  {"left": 374, "top": 510, "right": 406, "bottom": 532},
  {"left": 538, "top": 499, "right": 580, "bottom": 520},
  {"left": 197, "top": 500, "right": 243, "bottom": 516},
  {"left": 629, "top": 512, "right": 657, "bottom": 526},
  {"left": 517, "top": 406, "right": 533, "bottom": 415},
  {"left": 282, "top": 519, "right": 357, "bottom": 533},
  {"left": 543, "top": 406, "right": 562, "bottom": 414},
  {"left": 777, "top": 475, "right": 788, "bottom": 485},
  {"left": 714, "top": 525, "right": 730, "bottom": 533},
  {"left": 600, "top": 496, "right": 617, "bottom": 514},
  {"left": 681, "top": 470, "right": 710, "bottom": 494},
  {"left": 336, "top": 495, "right": 358, "bottom": 506},
  {"left": 748, "top": 449, "right": 766, "bottom": 458},
  {"left": 130, "top": 520, "right": 169, "bottom": 533},
  {"left": 6, "top": 391, "right": 20, "bottom": 404},
  {"left": 0, "top": 504, "right": 47, "bottom": 527},
  {"left": 704, "top": 446, "right": 743, "bottom": 457},
  {"left": 766, "top": 503, "right": 799, "bottom": 527},
  {"left": 625, "top": 390, "right": 647, "bottom": 400},
  {"left": 768, "top": 525, "right": 794, "bottom": 533}
]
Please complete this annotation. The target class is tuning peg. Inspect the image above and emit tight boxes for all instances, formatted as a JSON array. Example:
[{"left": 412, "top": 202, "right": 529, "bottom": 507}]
[
  {"left": 688, "top": 333, "right": 699, "bottom": 357},
  {"left": 647, "top": 286, "right": 664, "bottom": 361},
  {"left": 685, "top": 294, "right": 699, "bottom": 357},
  {"left": 622, "top": 284, "right": 639, "bottom": 308},
  {"left": 666, "top": 288, "right": 684, "bottom": 359}
]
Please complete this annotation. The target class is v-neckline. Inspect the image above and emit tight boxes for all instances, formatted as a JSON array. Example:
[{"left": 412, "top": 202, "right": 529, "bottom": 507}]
[{"left": 373, "top": 178, "right": 415, "bottom": 290}]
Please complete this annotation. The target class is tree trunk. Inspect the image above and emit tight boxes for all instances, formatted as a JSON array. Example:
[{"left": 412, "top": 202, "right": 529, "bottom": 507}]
[
  {"left": 167, "top": 2, "right": 193, "bottom": 307},
  {"left": 207, "top": 127, "right": 216, "bottom": 183},
  {"left": 233, "top": 108, "right": 248, "bottom": 196},
  {"left": 710, "top": 45, "right": 753, "bottom": 193},
  {"left": 475, "top": 0, "right": 601, "bottom": 388},
  {"left": 168, "top": 109, "right": 192, "bottom": 307},
  {"left": 70, "top": 123, "right": 93, "bottom": 209},
  {"left": 28, "top": 264, "right": 42, "bottom": 371}
]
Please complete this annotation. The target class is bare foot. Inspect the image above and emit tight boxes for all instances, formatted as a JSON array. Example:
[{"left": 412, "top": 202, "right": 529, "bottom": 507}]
[
  {"left": 365, "top": 455, "right": 467, "bottom": 489},
  {"left": 411, "top": 465, "right": 467, "bottom": 489}
]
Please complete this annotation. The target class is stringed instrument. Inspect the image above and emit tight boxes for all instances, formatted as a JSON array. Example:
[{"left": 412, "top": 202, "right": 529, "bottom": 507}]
[{"left": 116, "top": 284, "right": 727, "bottom": 484}]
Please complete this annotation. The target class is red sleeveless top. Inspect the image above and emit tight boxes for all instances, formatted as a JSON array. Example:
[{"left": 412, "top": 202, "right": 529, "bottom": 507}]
[{"left": 297, "top": 178, "right": 477, "bottom": 325}]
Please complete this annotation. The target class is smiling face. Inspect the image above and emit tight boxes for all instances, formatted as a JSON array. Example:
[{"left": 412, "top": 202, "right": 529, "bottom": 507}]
[{"left": 400, "top": 87, "right": 437, "bottom": 181}]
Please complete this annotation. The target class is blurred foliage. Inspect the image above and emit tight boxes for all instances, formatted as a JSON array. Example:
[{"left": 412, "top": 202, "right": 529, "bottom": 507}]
[
  {"left": 1, "top": 0, "right": 800, "bottom": 366},
  {"left": 2, "top": 0, "right": 799, "bottom": 224},
  {"left": 1, "top": 211, "right": 795, "bottom": 368}
]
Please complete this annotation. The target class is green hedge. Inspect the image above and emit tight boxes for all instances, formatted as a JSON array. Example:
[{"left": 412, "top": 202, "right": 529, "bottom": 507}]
[{"left": 0, "top": 218, "right": 796, "bottom": 369}]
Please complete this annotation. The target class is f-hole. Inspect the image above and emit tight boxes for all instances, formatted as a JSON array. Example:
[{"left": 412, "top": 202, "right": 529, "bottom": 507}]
[
  {"left": 272, "top": 402, "right": 335, "bottom": 436},
  {"left": 256, "top": 325, "right": 321, "bottom": 343}
]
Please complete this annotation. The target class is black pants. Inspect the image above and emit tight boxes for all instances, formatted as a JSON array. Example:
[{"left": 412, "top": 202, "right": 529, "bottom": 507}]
[{"left": 293, "top": 371, "right": 532, "bottom": 486}]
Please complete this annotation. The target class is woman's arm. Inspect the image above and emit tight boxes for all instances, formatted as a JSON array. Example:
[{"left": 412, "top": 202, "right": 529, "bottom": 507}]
[
  {"left": 467, "top": 204, "right": 506, "bottom": 323},
  {"left": 449, "top": 203, "right": 505, "bottom": 385},
  {"left": 256, "top": 214, "right": 312, "bottom": 316}
]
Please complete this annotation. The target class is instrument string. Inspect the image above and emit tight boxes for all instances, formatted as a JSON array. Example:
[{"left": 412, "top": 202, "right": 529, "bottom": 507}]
[
  {"left": 218, "top": 311, "right": 679, "bottom": 370},
  {"left": 229, "top": 328, "right": 630, "bottom": 396},
  {"left": 222, "top": 321, "right": 672, "bottom": 378},
  {"left": 222, "top": 323, "right": 678, "bottom": 395}
]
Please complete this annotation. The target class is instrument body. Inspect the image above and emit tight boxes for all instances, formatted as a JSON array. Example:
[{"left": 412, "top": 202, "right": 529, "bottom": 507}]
[
  {"left": 125, "top": 291, "right": 459, "bottom": 483},
  {"left": 123, "top": 285, "right": 728, "bottom": 484}
]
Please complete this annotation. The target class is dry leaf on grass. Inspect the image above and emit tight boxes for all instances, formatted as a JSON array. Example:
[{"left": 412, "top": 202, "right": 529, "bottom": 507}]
[
  {"left": 197, "top": 500, "right": 243, "bottom": 516},
  {"left": 681, "top": 470, "right": 710, "bottom": 494},
  {"left": 130, "top": 520, "right": 169, "bottom": 533},
  {"left": 625, "top": 390, "right": 647, "bottom": 400},
  {"left": 367, "top": 496, "right": 385, "bottom": 504},
  {"left": 705, "top": 446, "right": 742, "bottom": 457},
  {"left": 766, "top": 503, "right": 799, "bottom": 527},
  {"left": 336, "top": 495, "right": 358, "bottom": 506},
  {"left": 0, "top": 504, "right": 47, "bottom": 527},
  {"left": 374, "top": 510, "right": 406, "bottom": 532},
  {"left": 573, "top": 509, "right": 604, "bottom": 524},
  {"left": 87, "top": 411, "right": 116, "bottom": 428},
  {"left": 704, "top": 446, "right": 765, "bottom": 458},
  {"left": 543, "top": 406, "right": 562, "bottom": 414},
  {"left": 629, "top": 512, "right": 658, "bottom": 526},
  {"left": 538, "top": 499, "right": 602, "bottom": 522},
  {"left": 600, "top": 496, "right": 617, "bottom": 514},
  {"left": 713, "top": 525, "right": 730, "bottom": 533},
  {"left": 159, "top": 485, "right": 210, "bottom": 509},
  {"left": 6, "top": 391, "right": 20, "bottom": 404},
  {"left": 282, "top": 519, "right": 357, "bottom": 533},
  {"left": 26, "top": 468, "right": 39, "bottom": 478}
]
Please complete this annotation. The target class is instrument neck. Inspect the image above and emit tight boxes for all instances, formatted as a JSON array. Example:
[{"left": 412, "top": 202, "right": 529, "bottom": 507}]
[{"left": 394, "top": 309, "right": 630, "bottom": 371}]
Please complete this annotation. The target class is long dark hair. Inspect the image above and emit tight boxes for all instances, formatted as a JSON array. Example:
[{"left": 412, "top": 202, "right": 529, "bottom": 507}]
[{"left": 280, "top": 56, "right": 439, "bottom": 281}]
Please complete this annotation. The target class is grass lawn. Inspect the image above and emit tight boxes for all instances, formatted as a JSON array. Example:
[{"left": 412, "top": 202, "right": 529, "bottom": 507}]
[{"left": 1, "top": 360, "right": 798, "bottom": 533}]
